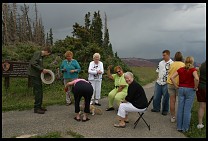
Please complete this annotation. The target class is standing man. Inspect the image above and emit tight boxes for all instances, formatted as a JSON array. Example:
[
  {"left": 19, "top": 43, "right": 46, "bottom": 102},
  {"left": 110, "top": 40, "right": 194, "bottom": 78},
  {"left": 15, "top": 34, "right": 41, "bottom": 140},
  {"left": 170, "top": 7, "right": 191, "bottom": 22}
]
[
  {"left": 151, "top": 50, "right": 173, "bottom": 115},
  {"left": 28, "top": 46, "right": 52, "bottom": 114}
]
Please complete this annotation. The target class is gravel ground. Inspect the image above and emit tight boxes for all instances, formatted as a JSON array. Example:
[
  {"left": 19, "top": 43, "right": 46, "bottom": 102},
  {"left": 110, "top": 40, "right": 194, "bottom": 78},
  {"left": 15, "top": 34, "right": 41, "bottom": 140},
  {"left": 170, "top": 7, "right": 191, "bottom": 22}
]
[{"left": 2, "top": 81, "right": 186, "bottom": 138}]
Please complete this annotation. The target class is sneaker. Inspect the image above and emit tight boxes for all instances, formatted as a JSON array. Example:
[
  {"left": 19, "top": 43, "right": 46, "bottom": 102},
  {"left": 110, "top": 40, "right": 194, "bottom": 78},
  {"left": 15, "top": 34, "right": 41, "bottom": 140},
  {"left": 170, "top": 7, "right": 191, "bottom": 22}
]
[
  {"left": 171, "top": 117, "right": 176, "bottom": 123},
  {"left": 197, "top": 124, "right": 204, "bottom": 129},
  {"left": 34, "top": 108, "right": 45, "bottom": 114},
  {"left": 90, "top": 101, "right": 94, "bottom": 105}
]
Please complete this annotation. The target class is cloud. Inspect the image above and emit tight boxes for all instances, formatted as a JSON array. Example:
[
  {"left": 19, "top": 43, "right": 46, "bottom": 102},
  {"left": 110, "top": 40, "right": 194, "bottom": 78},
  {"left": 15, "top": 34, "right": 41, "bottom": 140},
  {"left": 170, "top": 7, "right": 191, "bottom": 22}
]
[{"left": 17, "top": 3, "right": 206, "bottom": 63}]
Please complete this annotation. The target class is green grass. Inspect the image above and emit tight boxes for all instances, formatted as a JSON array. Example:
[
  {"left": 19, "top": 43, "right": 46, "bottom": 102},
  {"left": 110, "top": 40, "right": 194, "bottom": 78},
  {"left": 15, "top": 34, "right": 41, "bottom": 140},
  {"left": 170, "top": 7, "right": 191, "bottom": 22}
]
[
  {"left": 130, "top": 66, "right": 157, "bottom": 86},
  {"left": 2, "top": 78, "right": 66, "bottom": 112},
  {"left": 2, "top": 74, "right": 114, "bottom": 112},
  {"left": 66, "top": 130, "right": 84, "bottom": 138},
  {"left": 30, "top": 131, "right": 62, "bottom": 138}
]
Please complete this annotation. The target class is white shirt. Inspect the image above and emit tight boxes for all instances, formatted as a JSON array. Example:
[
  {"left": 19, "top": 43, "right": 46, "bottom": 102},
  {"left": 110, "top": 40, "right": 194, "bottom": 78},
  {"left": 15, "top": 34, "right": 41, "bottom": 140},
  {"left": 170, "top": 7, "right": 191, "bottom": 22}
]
[
  {"left": 156, "top": 59, "right": 173, "bottom": 85},
  {"left": 88, "top": 61, "right": 104, "bottom": 81}
]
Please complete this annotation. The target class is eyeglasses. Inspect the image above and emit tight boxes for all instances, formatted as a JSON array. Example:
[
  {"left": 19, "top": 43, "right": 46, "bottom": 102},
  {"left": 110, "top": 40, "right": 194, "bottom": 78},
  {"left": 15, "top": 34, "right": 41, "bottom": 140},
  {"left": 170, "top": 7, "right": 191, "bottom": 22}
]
[{"left": 116, "top": 71, "right": 121, "bottom": 74}]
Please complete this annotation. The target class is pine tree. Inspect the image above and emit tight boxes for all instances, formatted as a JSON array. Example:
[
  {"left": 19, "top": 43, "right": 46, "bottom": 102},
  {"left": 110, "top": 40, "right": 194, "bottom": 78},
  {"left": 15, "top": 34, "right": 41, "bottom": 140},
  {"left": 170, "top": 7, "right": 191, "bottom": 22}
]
[
  {"left": 91, "top": 11, "right": 103, "bottom": 46},
  {"left": 46, "top": 32, "right": 49, "bottom": 46},
  {"left": 85, "top": 12, "right": 90, "bottom": 30},
  {"left": 103, "top": 12, "right": 114, "bottom": 58},
  {"left": 49, "top": 28, "right": 53, "bottom": 45}
]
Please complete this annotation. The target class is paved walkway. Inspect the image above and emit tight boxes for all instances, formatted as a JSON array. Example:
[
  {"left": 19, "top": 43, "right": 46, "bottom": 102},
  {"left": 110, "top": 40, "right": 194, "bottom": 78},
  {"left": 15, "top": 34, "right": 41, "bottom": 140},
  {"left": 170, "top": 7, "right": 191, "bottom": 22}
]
[{"left": 2, "top": 81, "right": 186, "bottom": 138}]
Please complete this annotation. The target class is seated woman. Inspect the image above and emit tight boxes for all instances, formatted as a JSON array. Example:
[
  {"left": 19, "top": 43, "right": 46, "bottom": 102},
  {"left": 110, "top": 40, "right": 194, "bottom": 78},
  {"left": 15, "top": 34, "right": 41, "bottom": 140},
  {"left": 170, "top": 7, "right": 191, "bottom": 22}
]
[
  {"left": 65, "top": 78, "right": 93, "bottom": 122},
  {"left": 106, "top": 65, "right": 128, "bottom": 111},
  {"left": 114, "top": 72, "right": 148, "bottom": 128}
]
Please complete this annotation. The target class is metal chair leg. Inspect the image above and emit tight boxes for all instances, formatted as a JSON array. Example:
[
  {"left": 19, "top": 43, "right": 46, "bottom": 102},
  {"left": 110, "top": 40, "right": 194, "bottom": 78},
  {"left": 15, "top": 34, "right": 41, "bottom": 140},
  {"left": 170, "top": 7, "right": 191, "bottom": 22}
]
[{"left": 141, "top": 116, "right": 150, "bottom": 130}]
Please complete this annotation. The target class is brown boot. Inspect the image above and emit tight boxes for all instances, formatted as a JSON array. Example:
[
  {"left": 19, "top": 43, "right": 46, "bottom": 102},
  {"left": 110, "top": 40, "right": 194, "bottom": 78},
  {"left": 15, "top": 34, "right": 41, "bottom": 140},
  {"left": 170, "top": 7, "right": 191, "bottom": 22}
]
[{"left": 34, "top": 108, "right": 45, "bottom": 114}]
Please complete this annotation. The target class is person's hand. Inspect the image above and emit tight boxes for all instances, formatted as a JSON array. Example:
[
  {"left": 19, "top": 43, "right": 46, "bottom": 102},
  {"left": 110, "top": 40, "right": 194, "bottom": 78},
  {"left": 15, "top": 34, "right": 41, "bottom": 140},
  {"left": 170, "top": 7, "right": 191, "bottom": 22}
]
[
  {"left": 42, "top": 69, "right": 48, "bottom": 74},
  {"left": 107, "top": 65, "right": 113, "bottom": 70},
  {"left": 121, "top": 100, "right": 127, "bottom": 103},
  {"left": 117, "top": 87, "right": 123, "bottom": 93},
  {"left": 62, "top": 68, "right": 67, "bottom": 72},
  {"left": 97, "top": 70, "right": 102, "bottom": 74},
  {"left": 70, "top": 70, "right": 76, "bottom": 73},
  {"left": 194, "top": 87, "right": 198, "bottom": 91}
]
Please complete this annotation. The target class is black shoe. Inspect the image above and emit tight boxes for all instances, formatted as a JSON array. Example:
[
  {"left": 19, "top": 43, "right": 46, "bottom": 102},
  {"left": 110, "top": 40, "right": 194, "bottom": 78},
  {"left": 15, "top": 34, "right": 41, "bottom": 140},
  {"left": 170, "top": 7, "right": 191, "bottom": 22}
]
[
  {"left": 151, "top": 109, "right": 160, "bottom": 112},
  {"left": 40, "top": 107, "right": 47, "bottom": 111},
  {"left": 95, "top": 103, "right": 101, "bottom": 106},
  {"left": 34, "top": 108, "right": 45, "bottom": 114},
  {"left": 106, "top": 107, "right": 114, "bottom": 111},
  {"left": 162, "top": 112, "right": 168, "bottom": 116}
]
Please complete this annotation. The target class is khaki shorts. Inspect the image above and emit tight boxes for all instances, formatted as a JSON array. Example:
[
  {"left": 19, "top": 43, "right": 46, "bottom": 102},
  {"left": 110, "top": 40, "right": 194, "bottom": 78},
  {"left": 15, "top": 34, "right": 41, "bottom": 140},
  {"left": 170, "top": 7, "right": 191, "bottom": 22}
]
[{"left": 167, "top": 84, "right": 178, "bottom": 96}]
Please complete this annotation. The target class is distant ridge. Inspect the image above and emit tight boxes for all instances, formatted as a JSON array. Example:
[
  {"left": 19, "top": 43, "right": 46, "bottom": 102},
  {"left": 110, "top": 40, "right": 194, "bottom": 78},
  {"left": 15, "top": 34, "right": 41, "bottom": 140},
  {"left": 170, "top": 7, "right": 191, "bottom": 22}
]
[
  {"left": 121, "top": 58, "right": 201, "bottom": 67},
  {"left": 121, "top": 58, "right": 158, "bottom": 67}
]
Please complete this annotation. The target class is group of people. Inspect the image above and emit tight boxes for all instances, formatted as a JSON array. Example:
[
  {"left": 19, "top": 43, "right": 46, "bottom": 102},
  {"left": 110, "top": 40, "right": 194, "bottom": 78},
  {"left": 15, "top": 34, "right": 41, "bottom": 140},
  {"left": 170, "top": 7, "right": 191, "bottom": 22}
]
[
  {"left": 151, "top": 50, "right": 206, "bottom": 132},
  {"left": 28, "top": 47, "right": 206, "bottom": 131}
]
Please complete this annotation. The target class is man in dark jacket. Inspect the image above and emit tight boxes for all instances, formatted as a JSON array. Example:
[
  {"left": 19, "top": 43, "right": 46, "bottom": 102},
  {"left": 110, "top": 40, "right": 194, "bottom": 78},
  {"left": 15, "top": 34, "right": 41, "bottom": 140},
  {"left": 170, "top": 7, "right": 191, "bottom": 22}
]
[
  {"left": 28, "top": 47, "right": 51, "bottom": 114},
  {"left": 114, "top": 72, "right": 148, "bottom": 128}
]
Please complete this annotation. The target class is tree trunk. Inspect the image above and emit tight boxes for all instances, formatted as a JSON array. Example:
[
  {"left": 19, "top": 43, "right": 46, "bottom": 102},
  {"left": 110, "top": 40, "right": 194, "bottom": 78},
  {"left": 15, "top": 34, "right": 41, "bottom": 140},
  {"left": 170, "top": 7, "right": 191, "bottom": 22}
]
[
  {"left": 13, "top": 3, "right": 17, "bottom": 43},
  {"left": 2, "top": 3, "right": 9, "bottom": 45}
]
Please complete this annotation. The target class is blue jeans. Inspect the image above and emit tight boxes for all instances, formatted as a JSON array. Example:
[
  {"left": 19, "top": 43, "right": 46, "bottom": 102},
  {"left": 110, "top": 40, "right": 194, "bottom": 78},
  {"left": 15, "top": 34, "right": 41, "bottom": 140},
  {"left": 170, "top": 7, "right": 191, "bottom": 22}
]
[
  {"left": 152, "top": 82, "right": 169, "bottom": 112},
  {"left": 177, "top": 87, "right": 196, "bottom": 132}
]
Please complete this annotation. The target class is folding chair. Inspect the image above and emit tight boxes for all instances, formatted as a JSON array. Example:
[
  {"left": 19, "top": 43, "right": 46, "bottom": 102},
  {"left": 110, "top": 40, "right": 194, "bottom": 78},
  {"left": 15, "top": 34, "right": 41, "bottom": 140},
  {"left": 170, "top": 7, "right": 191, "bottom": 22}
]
[{"left": 133, "top": 96, "right": 154, "bottom": 130}]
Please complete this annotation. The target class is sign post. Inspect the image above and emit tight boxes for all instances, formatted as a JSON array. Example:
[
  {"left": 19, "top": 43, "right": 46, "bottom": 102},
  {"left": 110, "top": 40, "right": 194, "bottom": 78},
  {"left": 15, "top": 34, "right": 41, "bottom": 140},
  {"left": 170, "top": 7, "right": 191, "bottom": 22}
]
[{"left": 2, "top": 61, "right": 31, "bottom": 93}]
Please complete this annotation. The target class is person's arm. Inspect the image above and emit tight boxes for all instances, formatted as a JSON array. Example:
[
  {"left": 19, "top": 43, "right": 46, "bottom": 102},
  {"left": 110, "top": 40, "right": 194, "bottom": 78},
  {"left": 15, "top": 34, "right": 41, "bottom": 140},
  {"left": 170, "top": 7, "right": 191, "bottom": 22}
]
[
  {"left": 170, "top": 72, "right": 179, "bottom": 89},
  {"left": 30, "top": 52, "right": 44, "bottom": 72},
  {"left": 193, "top": 70, "right": 199, "bottom": 91},
  {"left": 88, "top": 62, "right": 97, "bottom": 74},
  {"left": 65, "top": 80, "right": 76, "bottom": 87},
  {"left": 117, "top": 85, "right": 127, "bottom": 93},
  {"left": 70, "top": 60, "right": 81, "bottom": 73},
  {"left": 125, "top": 84, "right": 137, "bottom": 102},
  {"left": 107, "top": 65, "right": 114, "bottom": 80},
  {"left": 60, "top": 60, "right": 66, "bottom": 73},
  {"left": 98, "top": 62, "right": 104, "bottom": 74},
  {"left": 117, "top": 75, "right": 128, "bottom": 92},
  {"left": 75, "top": 60, "right": 81, "bottom": 73}
]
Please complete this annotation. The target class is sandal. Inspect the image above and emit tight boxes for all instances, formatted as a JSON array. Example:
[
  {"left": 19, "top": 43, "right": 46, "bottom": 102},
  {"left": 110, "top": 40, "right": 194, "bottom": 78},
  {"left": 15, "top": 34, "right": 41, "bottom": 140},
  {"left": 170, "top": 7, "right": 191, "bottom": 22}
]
[
  {"left": 106, "top": 107, "right": 114, "bottom": 111},
  {"left": 82, "top": 118, "right": 90, "bottom": 122},
  {"left": 114, "top": 123, "right": 126, "bottom": 128},
  {"left": 119, "top": 120, "right": 129, "bottom": 123},
  {"left": 74, "top": 117, "right": 81, "bottom": 122}
]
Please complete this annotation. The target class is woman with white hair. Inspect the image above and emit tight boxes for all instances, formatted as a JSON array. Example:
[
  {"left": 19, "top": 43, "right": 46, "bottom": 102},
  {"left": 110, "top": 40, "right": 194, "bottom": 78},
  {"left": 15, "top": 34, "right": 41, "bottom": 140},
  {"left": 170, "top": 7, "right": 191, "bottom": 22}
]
[
  {"left": 88, "top": 53, "right": 104, "bottom": 106},
  {"left": 114, "top": 72, "right": 148, "bottom": 128}
]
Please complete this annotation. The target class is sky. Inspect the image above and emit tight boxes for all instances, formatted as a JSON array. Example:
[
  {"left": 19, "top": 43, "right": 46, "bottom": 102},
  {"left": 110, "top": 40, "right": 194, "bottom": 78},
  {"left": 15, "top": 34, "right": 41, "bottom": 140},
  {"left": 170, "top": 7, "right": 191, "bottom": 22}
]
[{"left": 19, "top": 3, "right": 206, "bottom": 63}]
